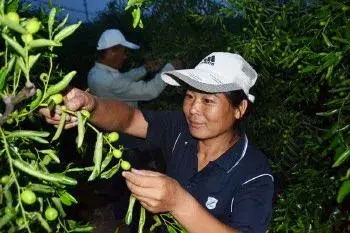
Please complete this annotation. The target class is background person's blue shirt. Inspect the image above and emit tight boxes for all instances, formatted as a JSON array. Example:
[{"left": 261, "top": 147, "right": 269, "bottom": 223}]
[{"left": 142, "top": 110, "right": 274, "bottom": 233}]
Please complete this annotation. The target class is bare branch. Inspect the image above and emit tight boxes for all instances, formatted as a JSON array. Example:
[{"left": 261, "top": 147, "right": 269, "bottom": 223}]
[{"left": 0, "top": 85, "right": 36, "bottom": 126}]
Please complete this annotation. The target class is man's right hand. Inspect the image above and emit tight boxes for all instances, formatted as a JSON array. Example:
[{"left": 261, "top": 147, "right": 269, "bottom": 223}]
[
  {"left": 39, "top": 88, "right": 97, "bottom": 129},
  {"left": 145, "top": 59, "right": 165, "bottom": 72}
]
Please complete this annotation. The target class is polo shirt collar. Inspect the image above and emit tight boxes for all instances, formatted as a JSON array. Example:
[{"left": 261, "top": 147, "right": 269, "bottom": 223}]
[
  {"left": 95, "top": 62, "right": 120, "bottom": 73},
  {"left": 215, "top": 134, "right": 248, "bottom": 173},
  {"left": 186, "top": 133, "right": 248, "bottom": 173}
]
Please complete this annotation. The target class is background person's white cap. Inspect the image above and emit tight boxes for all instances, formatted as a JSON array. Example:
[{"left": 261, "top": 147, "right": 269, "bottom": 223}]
[
  {"left": 97, "top": 29, "right": 140, "bottom": 50},
  {"left": 161, "top": 52, "right": 258, "bottom": 102}
]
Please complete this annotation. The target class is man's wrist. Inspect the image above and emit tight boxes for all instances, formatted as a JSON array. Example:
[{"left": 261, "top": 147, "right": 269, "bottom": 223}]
[{"left": 85, "top": 94, "right": 98, "bottom": 117}]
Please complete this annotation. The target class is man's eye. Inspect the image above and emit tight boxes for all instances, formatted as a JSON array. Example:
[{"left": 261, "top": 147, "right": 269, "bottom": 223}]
[{"left": 204, "top": 98, "right": 214, "bottom": 104}]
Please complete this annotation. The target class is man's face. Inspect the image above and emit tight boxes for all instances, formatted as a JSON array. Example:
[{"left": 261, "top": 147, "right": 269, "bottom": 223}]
[{"left": 108, "top": 46, "right": 126, "bottom": 69}]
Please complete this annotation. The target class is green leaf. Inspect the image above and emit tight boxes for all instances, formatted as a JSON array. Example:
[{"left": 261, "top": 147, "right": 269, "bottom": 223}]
[
  {"left": 27, "top": 183, "right": 55, "bottom": 193},
  {"left": 322, "top": 32, "right": 334, "bottom": 47},
  {"left": 65, "top": 166, "right": 94, "bottom": 173},
  {"left": 52, "top": 197, "right": 66, "bottom": 218},
  {"left": 54, "top": 14, "right": 69, "bottom": 33},
  {"left": 28, "top": 39, "right": 61, "bottom": 49},
  {"left": 6, "top": 0, "right": 19, "bottom": 12},
  {"left": 132, "top": 8, "right": 141, "bottom": 28},
  {"left": 28, "top": 136, "right": 49, "bottom": 144},
  {"left": 37, "top": 213, "right": 52, "bottom": 232},
  {"left": 100, "top": 162, "right": 120, "bottom": 179},
  {"left": 0, "top": 56, "right": 15, "bottom": 91},
  {"left": 329, "top": 86, "right": 350, "bottom": 93},
  {"left": 0, "top": 67, "right": 7, "bottom": 91},
  {"left": 8, "top": 130, "right": 50, "bottom": 138},
  {"left": 328, "top": 135, "right": 341, "bottom": 151},
  {"left": 76, "top": 111, "right": 86, "bottom": 148},
  {"left": 2, "top": 34, "right": 25, "bottom": 57},
  {"left": 48, "top": 7, "right": 56, "bottom": 35},
  {"left": 301, "top": 65, "right": 318, "bottom": 73},
  {"left": 101, "top": 152, "right": 113, "bottom": 172},
  {"left": 139, "top": 19, "right": 144, "bottom": 29},
  {"left": 40, "top": 149, "right": 60, "bottom": 163},
  {"left": 166, "top": 225, "right": 177, "bottom": 233},
  {"left": 0, "top": 16, "right": 26, "bottom": 34},
  {"left": 332, "top": 149, "right": 350, "bottom": 167},
  {"left": 337, "top": 180, "right": 350, "bottom": 203},
  {"left": 316, "top": 109, "right": 338, "bottom": 116},
  {"left": 67, "top": 220, "right": 77, "bottom": 229},
  {"left": 54, "top": 22, "right": 81, "bottom": 42},
  {"left": 149, "top": 215, "right": 162, "bottom": 232},
  {"left": 88, "top": 132, "right": 103, "bottom": 181},
  {"left": 16, "top": 56, "right": 27, "bottom": 74},
  {"left": 28, "top": 53, "right": 41, "bottom": 69},
  {"left": 125, "top": 0, "right": 143, "bottom": 10},
  {"left": 70, "top": 226, "right": 94, "bottom": 232},
  {"left": 59, "top": 190, "right": 78, "bottom": 206}
]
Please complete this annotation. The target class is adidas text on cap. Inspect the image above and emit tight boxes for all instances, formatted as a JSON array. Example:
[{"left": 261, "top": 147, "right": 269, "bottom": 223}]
[
  {"left": 97, "top": 29, "right": 140, "bottom": 50},
  {"left": 161, "top": 52, "right": 258, "bottom": 102}
]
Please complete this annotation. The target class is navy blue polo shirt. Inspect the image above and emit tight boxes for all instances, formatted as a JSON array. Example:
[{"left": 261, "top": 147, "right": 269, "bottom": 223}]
[{"left": 142, "top": 110, "right": 274, "bottom": 233}]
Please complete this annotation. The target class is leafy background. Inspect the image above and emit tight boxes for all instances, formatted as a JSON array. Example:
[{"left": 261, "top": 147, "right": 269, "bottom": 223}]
[{"left": 0, "top": 0, "right": 349, "bottom": 232}]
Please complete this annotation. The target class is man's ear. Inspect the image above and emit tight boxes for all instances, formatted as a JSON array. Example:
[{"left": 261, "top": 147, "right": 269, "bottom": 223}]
[{"left": 234, "top": 99, "right": 248, "bottom": 120}]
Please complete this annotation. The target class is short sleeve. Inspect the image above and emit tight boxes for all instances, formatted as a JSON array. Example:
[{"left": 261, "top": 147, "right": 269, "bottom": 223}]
[
  {"left": 142, "top": 110, "right": 188, "bottom": 160},
  {"left": 229, "top": 176, "right": 274, "bottom": 233}
]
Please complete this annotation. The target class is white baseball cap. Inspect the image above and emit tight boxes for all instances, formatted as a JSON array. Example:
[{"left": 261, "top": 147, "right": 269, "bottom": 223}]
[
  {"left": 97, "top": 29, "right": 140, "bottom": 50},
  {"left": 161, "top": 52, "right": 258, "bottom": 102}
]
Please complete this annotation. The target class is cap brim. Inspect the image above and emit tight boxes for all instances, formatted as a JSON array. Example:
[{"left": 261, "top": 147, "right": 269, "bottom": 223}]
[
  {"left": 121, "top": 41, "right": 140, "bottom": 49},
  {"left": 162, "top": 69, "right": 255, "bottom": 102},
  {"left": 161, "top": 69, "right": 242, "bottom": 93}
]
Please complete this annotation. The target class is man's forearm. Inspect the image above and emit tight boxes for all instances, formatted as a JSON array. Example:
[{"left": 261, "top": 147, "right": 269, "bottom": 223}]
[
  {"left": 123, "top": 66, "right": 147, "bottom": 81},
  {"left": 172, "top": 193, "right": 240, "bottom": 233}
]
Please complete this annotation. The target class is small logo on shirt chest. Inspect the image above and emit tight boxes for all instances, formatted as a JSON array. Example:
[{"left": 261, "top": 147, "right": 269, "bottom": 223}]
[{"left": 205, "top": 196, "right": 218, "bottom": 210}]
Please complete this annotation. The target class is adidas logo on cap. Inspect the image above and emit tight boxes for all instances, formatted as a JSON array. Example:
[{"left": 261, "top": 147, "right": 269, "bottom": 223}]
[{"left": 201, "top": 55, "right": 215, "bottom": 66}]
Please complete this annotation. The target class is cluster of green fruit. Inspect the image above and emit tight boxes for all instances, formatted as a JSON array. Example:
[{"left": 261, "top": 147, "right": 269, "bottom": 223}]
[{"left": 6, "top": 12, "right": 40, "bottom": 44}]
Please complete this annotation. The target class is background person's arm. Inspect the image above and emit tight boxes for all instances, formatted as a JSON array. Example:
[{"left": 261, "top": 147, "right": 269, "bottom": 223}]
[
  {"left": 121, "top": 66, "right": 147, "bottom": 81},
  {"left": 121, "top": 59, "right": 168, "bottom": 81},
  {"left": 110, "top": 63, "right": 174, "bottom": 101}
]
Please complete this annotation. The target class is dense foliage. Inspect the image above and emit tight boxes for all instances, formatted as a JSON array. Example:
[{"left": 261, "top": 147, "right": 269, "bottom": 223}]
[
  {"left": 0, "top": 0, "right": 138, "bottom": 232},
  {"left": 1, "top": 0, "right": 348, "bottom": 232},
  {"left": 123, "top": 0, "right": 350, "bottom": 232}
]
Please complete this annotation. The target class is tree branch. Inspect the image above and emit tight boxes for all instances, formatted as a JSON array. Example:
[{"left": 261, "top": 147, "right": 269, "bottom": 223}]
[{"left": 0, "top": 85, "right": 36, "bottom": 126}]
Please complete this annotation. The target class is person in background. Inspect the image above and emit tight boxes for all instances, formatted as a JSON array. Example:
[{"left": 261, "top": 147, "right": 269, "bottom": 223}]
[
  {"left": 41, "top": 52, "right": 274, "bottom": 233},
  {"left": 87, "top": 29, "right": 182, "bottom": 232},
  {"left": 88, "top": 28, "right": 182, "bottom": 108}
]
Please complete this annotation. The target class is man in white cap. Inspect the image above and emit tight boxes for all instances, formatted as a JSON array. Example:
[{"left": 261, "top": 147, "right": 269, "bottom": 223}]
[
  {"left": 87, "top": 29, "right": 182, "bottom": 231},
  {"left": 88, "top": 29, "right": 182, "bottom": 108}
]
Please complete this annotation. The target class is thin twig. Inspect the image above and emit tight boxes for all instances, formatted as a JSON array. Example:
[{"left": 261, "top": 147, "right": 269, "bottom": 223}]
[{"left": 0, "top": 85, "right": 36, "bottom": 126}]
